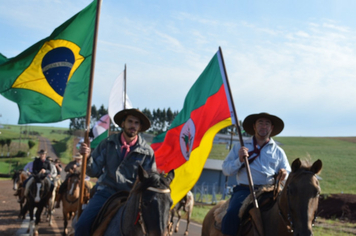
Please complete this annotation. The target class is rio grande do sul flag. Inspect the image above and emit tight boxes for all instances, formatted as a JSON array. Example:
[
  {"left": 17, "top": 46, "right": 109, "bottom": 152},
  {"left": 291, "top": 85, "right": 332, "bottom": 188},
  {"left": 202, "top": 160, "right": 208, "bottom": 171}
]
[
  {"left": 0, "top": 0, "right": 97, "bottom": 124},
  {"left": 151, "top": 48, "right": 236, "bottom": 205}
]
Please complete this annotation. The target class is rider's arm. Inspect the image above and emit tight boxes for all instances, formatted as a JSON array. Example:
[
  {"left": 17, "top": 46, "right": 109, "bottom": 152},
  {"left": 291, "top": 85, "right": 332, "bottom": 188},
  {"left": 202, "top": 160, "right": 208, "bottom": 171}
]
[{"left": 222, "top": 143, "right": 243, "bottom": 176}]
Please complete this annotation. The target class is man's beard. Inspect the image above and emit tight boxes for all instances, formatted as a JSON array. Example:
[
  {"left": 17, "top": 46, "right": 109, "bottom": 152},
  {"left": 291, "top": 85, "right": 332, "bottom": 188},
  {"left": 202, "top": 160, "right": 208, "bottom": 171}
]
[{"left": 123, "top": 127, "right": 137, "bottom": 138}]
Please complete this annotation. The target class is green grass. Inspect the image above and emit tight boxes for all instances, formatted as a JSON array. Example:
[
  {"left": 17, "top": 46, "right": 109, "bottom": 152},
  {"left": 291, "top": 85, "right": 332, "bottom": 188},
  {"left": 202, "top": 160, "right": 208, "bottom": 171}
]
[
  {"left": 274, "top": 137, "right": 356, "bottom": 194},
  {"left": 0, "top": 124, "right": 75, "bottom": 172}
]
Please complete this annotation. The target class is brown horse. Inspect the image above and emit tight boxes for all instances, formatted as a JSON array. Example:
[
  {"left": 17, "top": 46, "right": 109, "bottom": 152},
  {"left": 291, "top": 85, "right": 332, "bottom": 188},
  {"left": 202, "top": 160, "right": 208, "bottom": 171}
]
[
  {"left": 61, "top": 172, "right": 92, "bottom": 236},
  {"left": 202, "top": 158, "right": 322, "bottom": 236},
  {"left": 12, "top": 170, "right": 30, "bottom": 219},
  {"left": 169, "top": 190, "right": 194, "bottom": 236},
  {"left": 61, "top": 172, "right": 80, "bottom": 236}
]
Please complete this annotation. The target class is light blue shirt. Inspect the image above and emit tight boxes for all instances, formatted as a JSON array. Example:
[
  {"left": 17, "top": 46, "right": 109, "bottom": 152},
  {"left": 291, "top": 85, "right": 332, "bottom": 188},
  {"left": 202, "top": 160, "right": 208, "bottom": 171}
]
[
  {"left": 222, "top": 137, "right": 291, "bottom": 185},
  {"left": 23, "top": 161, "right": 33, "bottom": 173}
]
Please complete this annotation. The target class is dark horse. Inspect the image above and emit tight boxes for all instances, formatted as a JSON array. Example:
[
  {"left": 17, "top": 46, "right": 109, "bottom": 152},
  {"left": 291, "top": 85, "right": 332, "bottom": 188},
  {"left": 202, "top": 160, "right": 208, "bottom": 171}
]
[
  {"left": 169, "top": 191, "right": 194, "bottom": 236},
  {"left": 202, "top": 158, "right": 322, "bottom": 236},
  {"left": 22, "top": 173, "right": 52, "bottom": 236},
  {"left": 91, "top": 165, "right": 174, "bottom": 236}
]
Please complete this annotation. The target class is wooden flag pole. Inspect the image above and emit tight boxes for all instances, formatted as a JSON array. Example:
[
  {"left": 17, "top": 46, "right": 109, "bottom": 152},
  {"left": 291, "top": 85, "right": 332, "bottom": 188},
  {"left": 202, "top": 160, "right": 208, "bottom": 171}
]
[
  {"left": 218, "top": 47, "right": 264, "bottom": 236},
  {"left": 77, "top": 0, "right": 102, "bottom": 218},
  {"left": 124, "top": 64, "right": 127, "bottom": 110}
]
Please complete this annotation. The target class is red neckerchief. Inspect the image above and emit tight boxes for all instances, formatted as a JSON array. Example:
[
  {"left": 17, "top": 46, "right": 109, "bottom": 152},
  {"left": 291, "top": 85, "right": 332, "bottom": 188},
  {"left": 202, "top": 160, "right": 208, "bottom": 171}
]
[
  {"left": 120, "top": 133, "right": 138, "bottom": 158},
  {"left": 241, "top": 136, "right": 269, "bottom": 168}
]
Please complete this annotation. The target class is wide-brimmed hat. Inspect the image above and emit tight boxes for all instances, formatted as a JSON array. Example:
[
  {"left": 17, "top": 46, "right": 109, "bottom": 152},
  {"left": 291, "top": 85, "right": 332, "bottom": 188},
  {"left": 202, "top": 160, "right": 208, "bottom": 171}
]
[
  {"left": 73, "top": 153, "right": 83, "bottom": 159},
  {"left": 113, "top": 108, "right": 151, "bottom": 132},
  {"left": 243, "top": 112, "right": 284, "bottom": 137},
  {"left": 37, "top": 149, "right": 47, "bottom": 154}
]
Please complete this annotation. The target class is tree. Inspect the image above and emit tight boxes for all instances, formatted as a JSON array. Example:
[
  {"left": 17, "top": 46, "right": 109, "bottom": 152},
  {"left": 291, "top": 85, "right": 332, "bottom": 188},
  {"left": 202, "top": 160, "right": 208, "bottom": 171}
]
[
  {"left": 6, "top": 138, "right": 11, "bottom": 157},
  {"left": 28, "top": 140, "right": 35, "bottom": 156},
  {"left": 0, "top": 139, "right": 5, "bottom": 156}
]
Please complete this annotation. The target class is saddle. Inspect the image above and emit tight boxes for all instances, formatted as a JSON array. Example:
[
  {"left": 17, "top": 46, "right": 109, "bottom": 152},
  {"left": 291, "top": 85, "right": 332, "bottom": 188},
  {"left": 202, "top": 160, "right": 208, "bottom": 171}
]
[
  {"left": 214, "top": 185, "right": 280, "bottom": 234},
  {"left": 91, "top": 191, "right": 129, "bottom": 236}
]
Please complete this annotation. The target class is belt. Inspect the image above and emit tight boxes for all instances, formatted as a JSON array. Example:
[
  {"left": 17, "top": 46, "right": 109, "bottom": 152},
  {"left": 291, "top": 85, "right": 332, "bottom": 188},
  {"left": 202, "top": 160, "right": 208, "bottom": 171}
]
[{"left": 239, "top": 184, "right": 262, "bottom": 189}]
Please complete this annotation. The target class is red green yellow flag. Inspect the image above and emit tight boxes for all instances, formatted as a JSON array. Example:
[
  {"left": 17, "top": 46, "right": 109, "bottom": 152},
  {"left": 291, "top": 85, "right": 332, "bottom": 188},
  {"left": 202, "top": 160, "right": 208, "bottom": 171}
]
[
  {"left": 152, "top": 49, "right": 236, "bottom": 205},
  {"left": 0, "top": 0, "right": 97, "bottom": 124}
]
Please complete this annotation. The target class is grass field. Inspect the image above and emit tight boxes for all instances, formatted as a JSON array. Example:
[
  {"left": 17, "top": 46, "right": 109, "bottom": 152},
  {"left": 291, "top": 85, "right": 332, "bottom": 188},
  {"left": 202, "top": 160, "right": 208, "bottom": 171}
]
[{"left": 0, "top": 124, "right": 75, "bottom": 173}]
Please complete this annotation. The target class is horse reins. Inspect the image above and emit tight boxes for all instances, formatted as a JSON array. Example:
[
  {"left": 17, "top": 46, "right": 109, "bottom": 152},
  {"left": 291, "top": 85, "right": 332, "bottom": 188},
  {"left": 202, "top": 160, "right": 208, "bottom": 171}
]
[
  {"left": 136, "top": 186, "right": 171, "bottom": 236},
  {"left": 277, "top": 171, "right": 319, "bottom": 233}
]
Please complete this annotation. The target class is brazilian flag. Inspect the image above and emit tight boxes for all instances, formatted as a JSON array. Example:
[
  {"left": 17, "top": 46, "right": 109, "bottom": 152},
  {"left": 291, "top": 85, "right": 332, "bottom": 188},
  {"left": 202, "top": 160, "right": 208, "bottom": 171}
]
[{"left": 0, "top": 0, "right": 97, "bottom": 124}]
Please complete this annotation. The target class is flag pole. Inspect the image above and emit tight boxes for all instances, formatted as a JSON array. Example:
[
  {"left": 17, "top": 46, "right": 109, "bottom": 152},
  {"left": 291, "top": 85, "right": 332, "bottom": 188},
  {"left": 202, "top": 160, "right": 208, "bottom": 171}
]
[
  {"left": 78, "top": 0, "right": 102, "bottom": 218},
  {"left": 124, "top": 64, "right": 127, "bottom": 109},
  {"left": 218, "top": 47, "right": 264, "bottom": 236}
]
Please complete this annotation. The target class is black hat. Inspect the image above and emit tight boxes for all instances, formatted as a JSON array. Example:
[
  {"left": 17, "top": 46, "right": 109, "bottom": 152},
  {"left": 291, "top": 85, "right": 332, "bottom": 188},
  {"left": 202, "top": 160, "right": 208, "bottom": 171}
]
[
  {"left": 242, "top": 112, "right": 284, "bottom": 137},
  {"left": 38, "top": 149, "right": 47, "bottom": 154},
  {"left": 113, "top": 108, "right": 151, "bottom": 132}
]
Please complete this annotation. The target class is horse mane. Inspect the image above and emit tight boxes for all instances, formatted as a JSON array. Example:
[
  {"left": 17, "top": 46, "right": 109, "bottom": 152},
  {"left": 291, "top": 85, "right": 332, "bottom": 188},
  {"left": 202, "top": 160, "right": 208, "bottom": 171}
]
[
  {"left": 67, "top": 172, "right": 80, "bottom": 179},
  {"left": 132, "top": 171, "right": 171, "bottom": 194}
]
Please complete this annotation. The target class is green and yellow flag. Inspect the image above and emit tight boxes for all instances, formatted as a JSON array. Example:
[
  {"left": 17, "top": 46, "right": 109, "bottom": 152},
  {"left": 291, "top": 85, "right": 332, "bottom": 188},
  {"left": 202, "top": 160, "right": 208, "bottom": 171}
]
[
  {"left": 0, "top": 0, "right": 97, "bottom": 124},
  {"left": 152, "top": 49, "right": 236, "bottom": 205}
]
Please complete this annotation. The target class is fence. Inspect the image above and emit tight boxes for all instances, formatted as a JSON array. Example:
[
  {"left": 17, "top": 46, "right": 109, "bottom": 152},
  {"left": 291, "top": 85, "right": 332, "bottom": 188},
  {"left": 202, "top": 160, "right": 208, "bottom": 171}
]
[{"left": 192, "top": 182, "right": 234, "bottom": 204}]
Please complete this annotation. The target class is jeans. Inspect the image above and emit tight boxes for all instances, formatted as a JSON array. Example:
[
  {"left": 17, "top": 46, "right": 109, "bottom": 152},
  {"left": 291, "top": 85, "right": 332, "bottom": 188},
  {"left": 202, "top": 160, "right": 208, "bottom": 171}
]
[
  {"left": 221, "top": 185, "right": 251, "bottom": 236},
  {"left": 75, "top": 188, "right": 113, "bottom": 236}
]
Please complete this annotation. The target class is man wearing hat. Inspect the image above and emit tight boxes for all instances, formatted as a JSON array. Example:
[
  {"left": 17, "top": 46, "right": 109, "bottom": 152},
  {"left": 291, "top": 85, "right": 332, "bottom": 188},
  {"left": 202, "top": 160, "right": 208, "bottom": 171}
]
[
  {"left": 65, "top": 153, "right": 83, "bottom": 173},
  {"left": 21, "top": 149, "right": 53, "bottom": 202},
  {"left": 221, "top": 113, "right": 291, "bottom": 236},
  {"left": 75, "top": 108, "right": 157, "bottom": 236}
]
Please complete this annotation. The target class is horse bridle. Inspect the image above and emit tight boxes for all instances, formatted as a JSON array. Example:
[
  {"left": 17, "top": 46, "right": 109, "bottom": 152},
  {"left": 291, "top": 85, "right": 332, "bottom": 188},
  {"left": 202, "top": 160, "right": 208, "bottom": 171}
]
[
  {"left": 136, "top": 186, "right": 171, "bottom": 236},
  {"left": 277, "top": 171, "right": 319, "bottom": 233}
]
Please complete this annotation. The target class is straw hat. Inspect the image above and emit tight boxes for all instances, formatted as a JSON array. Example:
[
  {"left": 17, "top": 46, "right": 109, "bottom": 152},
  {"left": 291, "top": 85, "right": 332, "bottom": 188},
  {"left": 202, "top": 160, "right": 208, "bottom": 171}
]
[
  {"left": 113, "top": 108, "right": 151, "bottom": 132},
  {"left": 242, "top": 112, "right": 284, "bottom": 137},
  {"left": 73, "top": 153, "right": 83, "bottom": 159}
]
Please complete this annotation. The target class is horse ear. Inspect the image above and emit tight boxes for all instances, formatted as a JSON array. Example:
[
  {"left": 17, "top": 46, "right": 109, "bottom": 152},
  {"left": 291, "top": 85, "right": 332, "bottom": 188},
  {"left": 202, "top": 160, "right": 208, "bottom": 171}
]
[
  {"left": 311, "top": 159, "right": 322, "bottom": 174},
  {"left": 166, "top": 169, "right": 175, "bottom": 184},
  {"left": 138, "top": 165, "right": 149, "bottom": 181},
  {"left": 291, "top": 158, "right": 301, "bottom": 172}
]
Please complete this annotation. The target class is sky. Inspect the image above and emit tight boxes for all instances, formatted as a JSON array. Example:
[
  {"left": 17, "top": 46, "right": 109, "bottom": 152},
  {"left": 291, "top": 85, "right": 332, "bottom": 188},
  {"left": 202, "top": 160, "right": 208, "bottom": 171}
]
[{"left": 0, "top": 0, "right": 355, "bottom": 137}]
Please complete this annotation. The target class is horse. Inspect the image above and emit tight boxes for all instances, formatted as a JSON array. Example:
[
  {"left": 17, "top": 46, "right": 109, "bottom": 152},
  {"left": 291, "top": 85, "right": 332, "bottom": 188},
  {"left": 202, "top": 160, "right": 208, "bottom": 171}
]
[
  {"left": 12, "top": 170, "right": 29, "bottom": 219},
  {"left": 202, "top": 158, "right": 322, "bottom": 236},
  {"left": 61, "top": 172, "right": 92, "bottom": 235},
  {"left": 169, "top": 190, "right": 194, "bottom": 236},
  {"left": 91, "top": 165, "right": 175, "bottom": 236},
  {"left": 61, "top": 172, "right": 81, "bottom": 236},
  {"left": 22, "top": 173, "right": 52, "bottom": 236},
  {"left": 44, "top": 175, "right": 62, "bottom": 226}
]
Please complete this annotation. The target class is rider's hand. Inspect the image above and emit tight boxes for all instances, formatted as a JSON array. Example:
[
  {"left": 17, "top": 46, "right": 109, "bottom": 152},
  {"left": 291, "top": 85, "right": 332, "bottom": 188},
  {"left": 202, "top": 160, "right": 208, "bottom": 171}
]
[
  {"left": 80, "top": 142, "right": 91, "bottom": 157},
  {"left": 277, "top": 169, "right": 288, "bottom": 181},
  {"left": 238, "top": 147, "right": 249, "bottom": 162},
  {"left": 40, "top": 169, "right": 46, "bottom": 174}
]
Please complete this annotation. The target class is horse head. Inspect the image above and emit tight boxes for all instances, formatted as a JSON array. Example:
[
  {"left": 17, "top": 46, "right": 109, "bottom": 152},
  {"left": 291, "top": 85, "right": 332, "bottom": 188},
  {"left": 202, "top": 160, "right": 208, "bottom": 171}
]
[
  {"left": 125, "top": 165, "right": 175, "bottom": 236},
  {"left": 12, "top": 170, "right": 21, "bottom": 191},
  {"left": 30, "top": 173, "right": 51, "bottom": 203},
  {"left": 279, "top": 158, "right": 322, "bottom": 236},
  {"left": 67, "top": 172, "right": 81, "bottom": 197}
]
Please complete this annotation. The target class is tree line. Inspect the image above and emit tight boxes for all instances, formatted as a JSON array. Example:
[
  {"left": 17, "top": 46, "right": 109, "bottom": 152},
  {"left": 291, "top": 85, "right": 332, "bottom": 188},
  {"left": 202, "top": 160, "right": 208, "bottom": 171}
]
[
  {"left": 69, "top": 105, "right": 180, "bottom": 134},
  {"left": 69, "top": 105, "right": 242, "bottom": 135}
]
